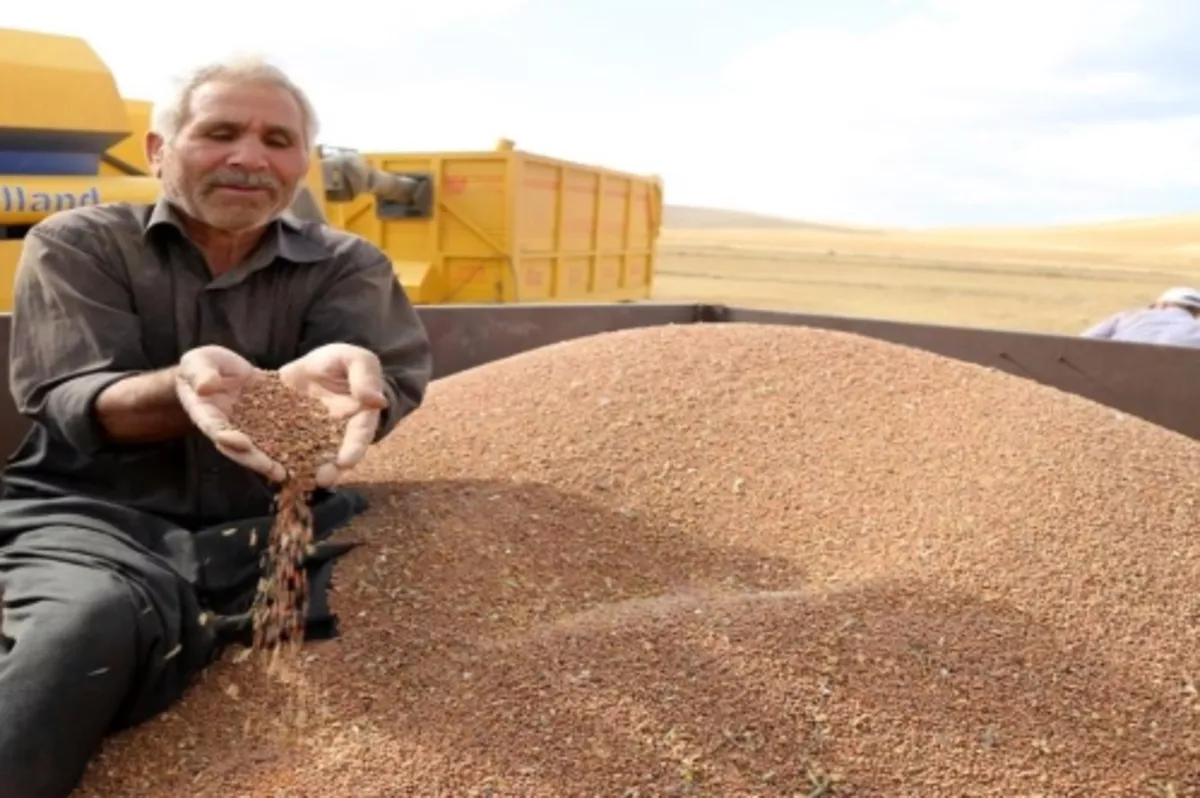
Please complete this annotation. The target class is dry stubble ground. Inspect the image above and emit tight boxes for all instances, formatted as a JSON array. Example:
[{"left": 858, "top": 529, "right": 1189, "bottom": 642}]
[{"left": 653, "top": 218, "right": 1200, "bottom": 334}]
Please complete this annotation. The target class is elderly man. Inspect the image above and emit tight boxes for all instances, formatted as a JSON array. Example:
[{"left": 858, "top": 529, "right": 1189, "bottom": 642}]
[
  {"left": 1081, "top": 286, "right": 1200, "bottom": 347},
  {"left": 0, "top": 56, "right": 432, "bottom": 797}
]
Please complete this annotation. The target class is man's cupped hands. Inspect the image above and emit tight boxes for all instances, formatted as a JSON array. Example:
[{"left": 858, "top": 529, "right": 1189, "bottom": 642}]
[{"left": 175, "top": 343, "right": 388, "bottom": 487}]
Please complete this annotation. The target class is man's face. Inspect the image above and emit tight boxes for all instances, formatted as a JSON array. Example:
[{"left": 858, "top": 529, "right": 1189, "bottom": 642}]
[{"left": 147, "top": 79, "right": 311, "bottom": 234}]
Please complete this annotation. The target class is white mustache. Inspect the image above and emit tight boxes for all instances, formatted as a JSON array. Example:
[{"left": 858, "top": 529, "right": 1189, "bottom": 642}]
[{"left": 204, "top": 170, "right": 280, "bottom": 191}]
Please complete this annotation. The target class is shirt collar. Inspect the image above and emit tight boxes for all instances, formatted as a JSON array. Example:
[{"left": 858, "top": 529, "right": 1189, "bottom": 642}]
[{"left": 143, "top": 196, "right": 329, "bottom": 265}]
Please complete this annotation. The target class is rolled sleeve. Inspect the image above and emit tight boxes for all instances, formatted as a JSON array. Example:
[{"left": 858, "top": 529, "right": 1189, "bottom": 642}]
[
  {"left": 45, "top": 370, "right": 140, "bottom": 455},
  {"left": 373, "top": 316, "right": 433, "bottom": 441},
  {"left": 1081, "top": 314, "right": 1119, "bottom": 339},
  {"left": 299, "top": 242, "right": 433, "bottom": 442},
  {"left": 376, "top": 372, "right": 416, "bottom": 442},
  {"left": 9, "top": 224, "right": 152, "bottom": 454}
]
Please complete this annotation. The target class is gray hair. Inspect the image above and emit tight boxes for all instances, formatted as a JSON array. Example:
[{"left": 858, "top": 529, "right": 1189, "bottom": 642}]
[{"left": 150, "top": 54, "right": 320, "bottom": 149}]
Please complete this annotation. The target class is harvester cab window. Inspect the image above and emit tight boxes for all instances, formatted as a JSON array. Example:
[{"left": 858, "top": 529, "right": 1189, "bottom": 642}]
[{"left": 0, "top": 225, "right": 32, "bottom": 241}]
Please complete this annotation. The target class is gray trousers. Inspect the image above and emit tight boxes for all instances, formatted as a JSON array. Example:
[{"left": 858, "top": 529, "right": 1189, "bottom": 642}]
[{"left": 0, "top": 490, "right": 366, "bottom": 798}]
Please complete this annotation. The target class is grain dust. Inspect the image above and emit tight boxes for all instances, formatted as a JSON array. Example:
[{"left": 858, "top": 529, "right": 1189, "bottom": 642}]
[{"left": 75, "top": 324, "right": 1200, "bottom": 797}]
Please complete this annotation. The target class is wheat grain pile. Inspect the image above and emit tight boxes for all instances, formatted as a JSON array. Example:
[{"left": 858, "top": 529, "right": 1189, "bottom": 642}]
[{"left": 75, "top": 323, "right": 1200, "bottom": 797}]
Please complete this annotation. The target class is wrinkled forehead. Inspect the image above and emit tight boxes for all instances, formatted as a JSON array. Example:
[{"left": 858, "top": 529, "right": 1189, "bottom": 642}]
[{"left": 184, "top": 79, "right": 305, "bottom": 140}]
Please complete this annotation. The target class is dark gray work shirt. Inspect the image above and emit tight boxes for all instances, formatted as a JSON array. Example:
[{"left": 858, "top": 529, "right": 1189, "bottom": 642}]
[{"left": 1, "top": 199, "right": 432, "bottom": 530}]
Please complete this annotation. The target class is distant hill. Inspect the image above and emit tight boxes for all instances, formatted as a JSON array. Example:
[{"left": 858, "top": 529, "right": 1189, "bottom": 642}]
[
  {"left": 918, "top": 212, "right": 1200, "bottom": 252},
  {"left": 663, "top": 204, "right": 873, "bottom": 233},
  {"left": 662, "top": 205, "right": 1200, "bottom": 248}
]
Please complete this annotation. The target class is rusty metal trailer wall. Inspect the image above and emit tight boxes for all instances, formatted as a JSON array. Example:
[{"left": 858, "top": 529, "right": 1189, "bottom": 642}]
[
  {"left": 0, "top": 303, "right": 1197, "bottom": 462},
  {"left": 417, "top": 302, "right": 703, "bottom": 379}
]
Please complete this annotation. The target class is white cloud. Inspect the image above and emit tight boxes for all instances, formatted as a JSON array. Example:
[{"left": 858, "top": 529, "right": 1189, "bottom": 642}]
[
  {"left": 1010, "top": 116, "right": 1200, "bottom": 190},
  {"left": 3, "top": 0, "right": 530, "bottom": 101},
  {"left": 7, "top": 0, "right": 1200, "bottom": 225},
  {"left": 660, "top": 0, "right": 1200, "bottom": 225},
  {"left": 3, "top": 0, "right": 527, "bottom": 46},
  {"left": 720, "top": 1, "right": 1145, "bottom": 118}
]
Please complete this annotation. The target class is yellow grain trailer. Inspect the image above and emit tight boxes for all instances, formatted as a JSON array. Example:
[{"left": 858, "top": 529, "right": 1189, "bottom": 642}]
[{"left": 312, "top": 140, "right": 663, "bottom": 305}]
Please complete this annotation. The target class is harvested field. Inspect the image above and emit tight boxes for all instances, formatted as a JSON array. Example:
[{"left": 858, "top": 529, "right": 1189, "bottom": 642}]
[
  {"left": 655, "top": 212, "right": 1200, "bottom": 335},
  {"left": 76, "top": 323, "right": 1200, "bottom": 796}
]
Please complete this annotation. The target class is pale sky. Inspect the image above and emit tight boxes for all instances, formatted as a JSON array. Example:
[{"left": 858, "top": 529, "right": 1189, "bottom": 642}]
[{"left": 8, "top": 0, "right": 1200, "bottom": 227}]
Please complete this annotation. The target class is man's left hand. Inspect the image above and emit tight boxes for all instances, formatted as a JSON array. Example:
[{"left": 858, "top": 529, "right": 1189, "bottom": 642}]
[{"left": 279, "top": 343, "right": 389, "bottom": 487}]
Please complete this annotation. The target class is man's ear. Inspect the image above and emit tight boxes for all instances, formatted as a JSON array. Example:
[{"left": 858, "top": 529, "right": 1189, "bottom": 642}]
[{"left": 145, "top": 131, "right": 166, "bottom": 178}]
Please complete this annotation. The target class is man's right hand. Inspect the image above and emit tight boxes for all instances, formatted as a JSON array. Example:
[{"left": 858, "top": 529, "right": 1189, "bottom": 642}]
[{"left": 175, "top": 346, "right": 287, "bottom": 483}]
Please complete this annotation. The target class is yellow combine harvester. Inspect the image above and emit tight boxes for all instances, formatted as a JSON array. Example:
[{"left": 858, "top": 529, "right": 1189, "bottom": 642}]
[{"left": 0, "top": 27, "right": 664, "bottom": 310}]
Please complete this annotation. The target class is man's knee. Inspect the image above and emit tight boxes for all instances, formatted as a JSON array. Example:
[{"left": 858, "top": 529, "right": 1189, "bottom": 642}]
[
  {"left": 17, "top": 569, "right": 139, "bottom": 662},
  {"left": 0, "top": 566, "right": 143, "bottom": 798},
  {"left": 0, "top": 565, "right": 141, "bottom": 716}
]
